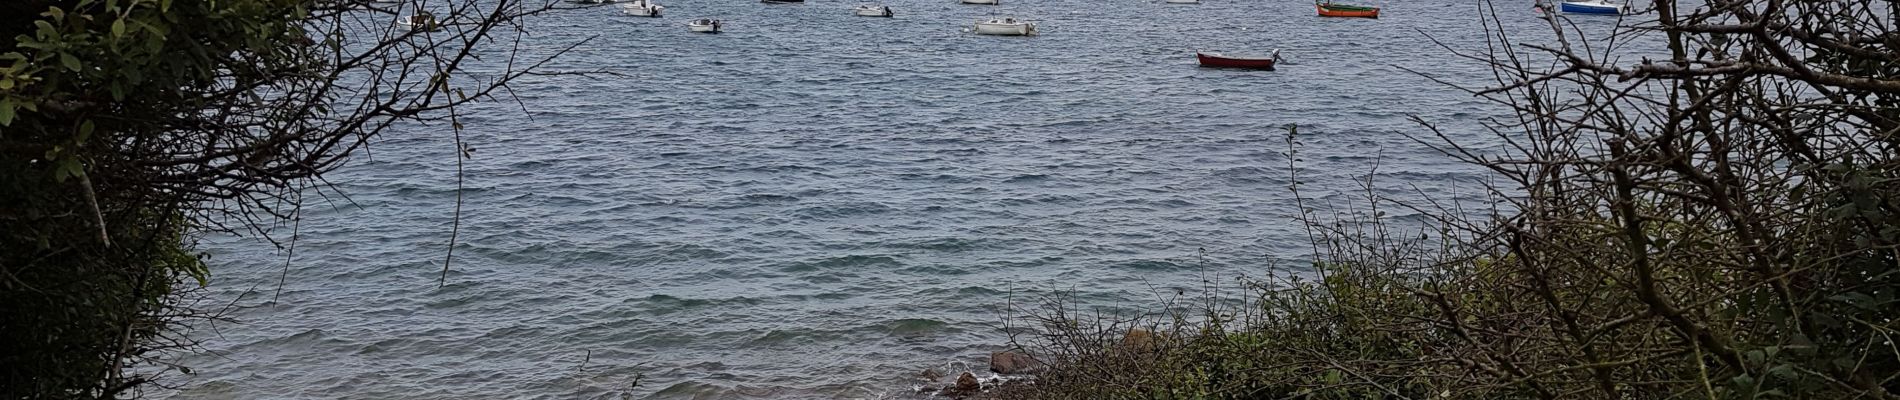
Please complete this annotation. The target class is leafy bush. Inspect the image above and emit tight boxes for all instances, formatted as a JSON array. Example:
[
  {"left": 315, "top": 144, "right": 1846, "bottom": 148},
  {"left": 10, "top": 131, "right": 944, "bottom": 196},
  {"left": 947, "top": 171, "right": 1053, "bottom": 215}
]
[
  {"left": 1001, "top": 0, "right": 1900, "bottom": 398},
  {"left": 1, "top": 0, "right": 568, "bottom": 396}
]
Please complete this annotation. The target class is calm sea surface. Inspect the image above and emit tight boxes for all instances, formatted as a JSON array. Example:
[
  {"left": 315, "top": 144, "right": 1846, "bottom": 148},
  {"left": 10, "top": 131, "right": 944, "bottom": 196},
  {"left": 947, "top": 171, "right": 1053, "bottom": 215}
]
[{"left": 166, "top": 0, "right": 1653, "bottom": 398}]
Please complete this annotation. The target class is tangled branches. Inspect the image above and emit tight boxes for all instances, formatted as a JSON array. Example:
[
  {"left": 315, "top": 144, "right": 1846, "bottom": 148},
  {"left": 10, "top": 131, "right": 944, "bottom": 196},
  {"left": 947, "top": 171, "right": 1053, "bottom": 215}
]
[
  {"left": 1004, "top": 0, "right": 1898, "bottom": 398},
  {"left": 1, "top": 0, "right": 586, "bottom": 396}
]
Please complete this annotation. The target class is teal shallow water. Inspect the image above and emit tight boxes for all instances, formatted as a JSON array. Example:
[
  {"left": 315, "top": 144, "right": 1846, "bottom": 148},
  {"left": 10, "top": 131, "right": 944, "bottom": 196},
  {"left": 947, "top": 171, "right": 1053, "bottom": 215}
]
[{"left": 163, "top": 0, "right": 1658, "bottom": 398}]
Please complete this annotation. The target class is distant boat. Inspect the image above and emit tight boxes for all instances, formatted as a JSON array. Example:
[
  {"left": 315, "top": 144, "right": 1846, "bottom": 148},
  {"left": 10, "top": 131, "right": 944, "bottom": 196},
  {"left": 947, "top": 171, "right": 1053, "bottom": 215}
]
[
  {"left": 972, "top": 17, "right": 1036, "bottom": 35},
  {"left": 762, "top": 0, "right": 803, "bottom": 4},
  {"left": 621, "top": 0, "right": 663, "bottom": 16},
  {"left": 1558, "top": 0, "right": 1627, "bottom": 14},
  {"left": 1316, "top": 0, "right": 1379, "bottom": 17},
  {"left": 1196, "top": 50, "right": 1280, "bottom": 70},
  {"left": 1166, "top": 0, "right": 1201, "bottom": 4},
  {"left": 398, "top": 13, "right": 444, "bottom": 32},
  {"left": 688, "top": 18, "right": 722, "bottom": 32},
  {"left": 961, "top": 0, "right": 999, "bottom": 5},
  {"left": 854, "top": 4, "right": 894, "bottom": 16}
]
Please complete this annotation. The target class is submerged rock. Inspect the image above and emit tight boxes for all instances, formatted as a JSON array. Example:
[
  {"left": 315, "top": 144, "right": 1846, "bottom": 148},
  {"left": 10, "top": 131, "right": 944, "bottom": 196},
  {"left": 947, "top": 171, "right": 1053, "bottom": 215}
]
[
  {"left": 920, "top": 367, "right": 944, "bottom": 381},
  {"left": 989, "top": 351, "right": 1045, "bottom": 375}
]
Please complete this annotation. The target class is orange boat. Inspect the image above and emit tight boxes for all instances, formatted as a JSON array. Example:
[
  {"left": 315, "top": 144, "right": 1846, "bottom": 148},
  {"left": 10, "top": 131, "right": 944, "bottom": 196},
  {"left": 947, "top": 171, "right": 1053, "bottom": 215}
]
[{"left": 1316, "top": 0, "right": 1379, "bottom": 18}]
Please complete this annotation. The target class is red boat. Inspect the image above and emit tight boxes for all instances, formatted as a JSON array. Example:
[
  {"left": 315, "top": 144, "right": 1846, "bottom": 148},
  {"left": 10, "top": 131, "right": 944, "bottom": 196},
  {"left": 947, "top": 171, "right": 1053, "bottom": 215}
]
[
  {"left": 1196, "top": 51, "right": 1280, "bottom": 70},
  {"left": 1316, "top": 0, "right": 1380, "bottom": 18}
]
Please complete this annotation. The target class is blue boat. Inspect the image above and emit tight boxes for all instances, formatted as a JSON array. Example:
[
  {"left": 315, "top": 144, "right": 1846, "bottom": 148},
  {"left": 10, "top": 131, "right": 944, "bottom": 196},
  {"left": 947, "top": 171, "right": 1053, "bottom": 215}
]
[{"left": 1559, "top": 0, "right": 1627, "bottom": 14}]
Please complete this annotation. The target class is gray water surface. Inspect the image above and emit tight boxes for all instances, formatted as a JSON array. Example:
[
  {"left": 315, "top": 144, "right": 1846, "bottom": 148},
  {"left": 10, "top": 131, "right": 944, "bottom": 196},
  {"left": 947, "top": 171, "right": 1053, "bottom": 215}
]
[{"left": 167, "top": 0, "right": 1649, "bottom": 398}]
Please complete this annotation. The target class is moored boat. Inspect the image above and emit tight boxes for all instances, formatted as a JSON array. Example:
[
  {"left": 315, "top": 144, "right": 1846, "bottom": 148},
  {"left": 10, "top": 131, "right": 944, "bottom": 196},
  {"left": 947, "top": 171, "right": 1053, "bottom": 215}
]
[
  {"left": 762, "top": 0, "right": 803, "bottom": 4},
  {"left": 972, "top": 17, "right": 1036, "bottom": 35},
  {"left": 620, "top": 0, "right": 663, "bottom": 16},
  {"left": 1316, "top": 0, "right": 1379, "bottom": 18},
  {"left": 1166, "top": 0, "right": 1201, "bottom": 4},
  {"left": 1196, "top": 50, "right": 1280, "bottom": 70},
  {"left": 961, "top": 0, "right": 999, "bottom": 5},
  {"left": 398, "top": 13, "right": 444, "bottom": 32},
  {"left": 853, "top": 4, "right": 894, "bottom": 16},
  {"left": 688, "top": 18, "right": 722, "bottom": 33},
  {"left": 1558, "top": 0, "right": 1627, "bottom": 15}
]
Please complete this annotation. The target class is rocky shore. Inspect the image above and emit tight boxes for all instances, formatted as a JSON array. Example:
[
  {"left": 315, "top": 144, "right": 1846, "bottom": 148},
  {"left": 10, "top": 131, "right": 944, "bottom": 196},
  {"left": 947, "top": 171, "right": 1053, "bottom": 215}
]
[{"left": 913, "top": 329, "right": 1157, "bottom": 398}]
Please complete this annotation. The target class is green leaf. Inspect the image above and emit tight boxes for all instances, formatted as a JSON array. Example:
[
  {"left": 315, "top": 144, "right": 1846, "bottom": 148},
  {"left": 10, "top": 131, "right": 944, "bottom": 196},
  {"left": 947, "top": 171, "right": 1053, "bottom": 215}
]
[
  {"left": 54, "top": 157, "right": 82, "bottom": 183},
  {"left": 111, "top": 18, "right": 125, "bottom": 38},
  {"left": 0, "top": 97, "right": 15, "bottom": 126},
  {"left": 77, "top": 119, "right": 94, "bottom": 142},
  {"left": 1828, "top": 292, "right": 1876, "bottom": 310},
  {"left": 33, "top": 21, "right": 55, "bottom": 38},
  {"left": 59, "top": 52, "right": 80, "bottom": 72}
]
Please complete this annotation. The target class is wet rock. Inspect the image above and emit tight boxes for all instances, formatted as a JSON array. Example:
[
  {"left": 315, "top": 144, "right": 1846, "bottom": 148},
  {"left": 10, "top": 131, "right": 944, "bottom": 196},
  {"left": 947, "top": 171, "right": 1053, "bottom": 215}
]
[
  {"left": 933, "top": 372, "right": 983, "bottom": 397},
  {"left": 955, "top": 372, "right": 981, "bottom": 393},
  {"left": 989, "top": 351, "right": 1045, "bottom": 375},
  {"left": 920, "top": 367, "right": 944, "bottom": 381}
]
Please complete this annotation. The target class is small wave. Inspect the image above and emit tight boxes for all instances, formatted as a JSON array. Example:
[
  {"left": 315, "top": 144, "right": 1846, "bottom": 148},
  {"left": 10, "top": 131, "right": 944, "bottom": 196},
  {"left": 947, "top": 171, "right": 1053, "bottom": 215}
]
[
  {"left": 879, "top": 318, "right": 951, "bottom": 336},
  {"left": 651, "top": 381, "right": 728, "bottom": 398},
  {"left": 739, "top": 193, "right": 800, "bottom": 202},
  {"left": 779, "top": 254, "right": 903, "bottom": 272},
  {"left": 889, "top": 237, "right": 988, "bottom": 252},
  {"left": 788, "top": 202, "right": 896, "bottom": 220},
  {"left": 1002, "top": 173, "right": 1051, "bottom": 183},
  {"left": 956, "top": 286, "right": 1007, "bottom": 296},
  {"left": 1114, "top": 260, "right": 1184, "bottom": 271}
]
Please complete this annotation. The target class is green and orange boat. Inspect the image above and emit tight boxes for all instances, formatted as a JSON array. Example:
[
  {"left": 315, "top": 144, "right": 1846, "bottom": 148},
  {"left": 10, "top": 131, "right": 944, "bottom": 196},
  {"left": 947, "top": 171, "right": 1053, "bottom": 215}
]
[{"left": 1316, "top": 0, "right": 1380, "bottom": 18}]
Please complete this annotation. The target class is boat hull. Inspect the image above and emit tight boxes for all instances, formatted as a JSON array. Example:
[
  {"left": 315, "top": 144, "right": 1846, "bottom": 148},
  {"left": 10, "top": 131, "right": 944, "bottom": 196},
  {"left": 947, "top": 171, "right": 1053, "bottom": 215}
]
[
  {"left": 961, "top": 0, "right": 999, "bottom": 5},
  {"left": 622, "top": 4, "right": 662, "bottom": 16},
  {"left": 854, "top": 7, "right": 893, "bottom": 16},
  {"left": 973, "top": 23, "right": 1033, "bottom": 35},
  {"left": 1166, "top": 0, "right": 1201, "bottom": 4},
  {"left": 688, "top": 23, "right": 719, "bottom": 32},
  {"left": 1316, "top": 5, "right": 1379, "bottom": 17},
  {"left": 1559, "top": 1, "right": 1624, "bottom": 14},
  {"left": 1196, "top": 52, "right": 1276, "bottom": 70},
  {"left": 761, "top": 0, "right": 803, "bottom": 3}
]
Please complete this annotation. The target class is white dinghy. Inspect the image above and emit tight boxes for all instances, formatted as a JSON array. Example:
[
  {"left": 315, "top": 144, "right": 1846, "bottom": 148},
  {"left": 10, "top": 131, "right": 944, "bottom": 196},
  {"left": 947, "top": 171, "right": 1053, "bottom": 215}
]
[
  {"left": 853, "top": 4, "right": 894, "bottom": 16},
  {"left": 398, "top": 13, "right": 444, "bottom": 32},
  {"left": 961, "top": 0, "right": 999, "bottom": 5},
  {"left": 972, "top": 17, "right": 1036, "bottom": 35},
  {"left": 621, "top": 0, "right": 663, "bottom": 16},
  {"left": 687, "top": 18, "right": 722, "bottom": 33}
]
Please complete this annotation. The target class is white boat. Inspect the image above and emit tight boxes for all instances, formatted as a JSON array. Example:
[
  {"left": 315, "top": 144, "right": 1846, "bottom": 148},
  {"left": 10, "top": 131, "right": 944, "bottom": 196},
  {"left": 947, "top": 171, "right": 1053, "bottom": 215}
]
[
  {"left": 1166, "top": 0, "right": 1201, "bottom": 4},
  {"left": 1557, "top": 0, "right": 1628, "bottom": 14},
  {"left": 853, "top": 4, "right": 894, "bottom": 16},
  {"left": 688, "top": 18, "right": 722, "bottom": 33},
  {"left": 398, "top": 13, "right": 444, "bottom": 32},
  {"left": 961, "top": 0, "right": 999, "bottom": 5},
  {"left": 621, "top": 0, "right": 663, "bottom": 16},
  {"left": 972, "top": 17, "right": 1035, "bottom": 35}
]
